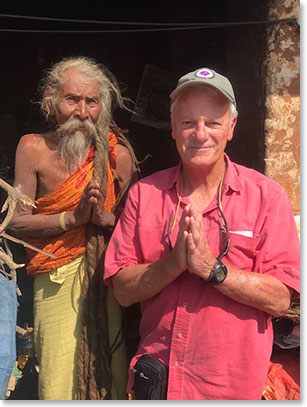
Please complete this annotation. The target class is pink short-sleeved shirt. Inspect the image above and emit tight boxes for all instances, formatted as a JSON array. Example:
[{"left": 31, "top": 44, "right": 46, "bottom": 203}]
[{"left": 104, "top": 155, "right": 300, "bottom": 400}]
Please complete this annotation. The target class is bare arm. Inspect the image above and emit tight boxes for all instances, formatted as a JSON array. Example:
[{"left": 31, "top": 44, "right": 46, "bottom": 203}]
[
  {"left": 215, "top": 264, "right": 293, "bottom": 317},
  {"left": 113, "top": 143, "right": 133, "bottom": 193},
  {"left": 113, "top": 257, "right": 182, "bottom": 308},
  {"left": 185, "top": 205, "right": 293, "bottom": 317},
  {"left": 9, "top": 134, "right": 95, "bottom": 238},
  {"left": 113, "top": 200, "right": 293, "bottom": 315},
  {"left": 112, "top": 205, "right": 190, "bottom": 307},
  {"left": 91, "top": 143, "right": 133, "bottom": 228}
]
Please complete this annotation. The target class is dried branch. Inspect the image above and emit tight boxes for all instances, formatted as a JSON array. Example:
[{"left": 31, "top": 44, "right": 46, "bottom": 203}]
[
  {"left": 0, "top": 179, "right": 36, "bottom": 234},
  {"left": 0, "top": 177, "right": 53, "bottom": 282},
  {"left": 1, "top": 231, "right": 56, "bottom": 259}
]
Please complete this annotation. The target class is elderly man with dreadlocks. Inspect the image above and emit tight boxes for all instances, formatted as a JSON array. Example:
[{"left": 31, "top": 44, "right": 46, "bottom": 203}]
[{"left": 9, "top": 56, "right": 138, "bottom": 400}]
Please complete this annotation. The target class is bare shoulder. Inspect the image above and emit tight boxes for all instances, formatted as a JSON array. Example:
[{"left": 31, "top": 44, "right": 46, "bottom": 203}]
[
  {"left": 114, "top": 143, "right": 132, "bottom": 161},
  {"left": 16, "top": 132, "right": 52, "bottom": 157},
  {"left": 113, "top": 143, "right": 133, "bottom": 183},
  {"left": 114, "top": 144, "right": 132, "bottom": 170},
  {"left": 14, "top": 132, "right": 55, "bottom": 181}
]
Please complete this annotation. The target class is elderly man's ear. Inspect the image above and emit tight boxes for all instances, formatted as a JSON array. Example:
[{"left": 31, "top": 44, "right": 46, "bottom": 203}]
[{"left": 227, "top": 117, "right": 238, "bottom": 142}]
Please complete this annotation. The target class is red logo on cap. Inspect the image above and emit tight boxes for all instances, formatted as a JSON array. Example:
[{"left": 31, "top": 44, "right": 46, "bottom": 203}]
[
  {"left": 199, "top": 70, "right": 210, "bottom": 76},
  {"left": 195, "top": 68, "right": 214, "bottom": 79}
]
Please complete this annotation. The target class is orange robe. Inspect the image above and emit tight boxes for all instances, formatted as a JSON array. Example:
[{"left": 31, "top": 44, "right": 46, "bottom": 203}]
[{"left": 25, "top": 133, "right": 117, "bottom": 276}]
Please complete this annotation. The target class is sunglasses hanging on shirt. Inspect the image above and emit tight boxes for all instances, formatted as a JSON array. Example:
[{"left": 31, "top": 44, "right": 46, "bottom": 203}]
[{"left": 167, "top": 161, "right": 230, "bottom": 261}]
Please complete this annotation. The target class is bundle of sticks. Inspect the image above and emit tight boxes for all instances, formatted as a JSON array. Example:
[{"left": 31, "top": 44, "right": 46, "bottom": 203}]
[{"left": 0, "top": 178, "right": 55, "bottom": 281}]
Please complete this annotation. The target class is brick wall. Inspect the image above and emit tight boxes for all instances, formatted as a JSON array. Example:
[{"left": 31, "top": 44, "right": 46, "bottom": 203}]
[{"left": 264, "top": 0, "right": 300, "bottom": 214}]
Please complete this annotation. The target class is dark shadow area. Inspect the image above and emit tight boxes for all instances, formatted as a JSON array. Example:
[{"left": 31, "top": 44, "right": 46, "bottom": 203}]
[
  {"left": 0, "top": 0, "right": 268, "bottom": 181},
  {"left": 8, "top": 356, "right": 39, "bottom": 400}
]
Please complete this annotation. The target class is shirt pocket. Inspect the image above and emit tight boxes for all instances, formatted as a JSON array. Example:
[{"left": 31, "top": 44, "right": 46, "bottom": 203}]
[
  {"left": 226, "top": 232, "right": 260, "bottom": 272},
  {"left": 138, "top": 223, "right": 168, "bottom": 263}
]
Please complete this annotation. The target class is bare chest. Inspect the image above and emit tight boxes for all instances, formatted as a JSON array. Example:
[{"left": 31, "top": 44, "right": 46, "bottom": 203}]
[{"left": 36, "top": 151, "right": 72, "bottom": 198}]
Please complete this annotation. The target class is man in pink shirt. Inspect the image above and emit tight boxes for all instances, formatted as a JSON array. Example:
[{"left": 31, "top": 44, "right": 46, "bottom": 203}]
[{"left": 104, "top": 67, "right": 300, "bottom": 400}]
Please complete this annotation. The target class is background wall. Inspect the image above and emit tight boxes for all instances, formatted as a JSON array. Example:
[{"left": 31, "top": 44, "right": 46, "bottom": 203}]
[{"left": 264, "top": 0, "right": 300, "bottom": 215}]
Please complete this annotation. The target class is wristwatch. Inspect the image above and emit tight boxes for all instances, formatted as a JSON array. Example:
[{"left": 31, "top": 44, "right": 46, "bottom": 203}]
[{"left": 201, "top": 260, "right": 228, "bottom": 285}]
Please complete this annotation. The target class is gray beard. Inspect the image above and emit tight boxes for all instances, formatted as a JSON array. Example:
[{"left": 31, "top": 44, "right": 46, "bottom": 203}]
[{"left": 54, "top": 119, "right": 98, "bottom": 173}]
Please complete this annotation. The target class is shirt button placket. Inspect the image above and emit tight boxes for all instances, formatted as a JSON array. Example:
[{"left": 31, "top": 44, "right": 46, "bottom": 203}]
[{"left": 169, "top": 296, "right": 191, "bottom": 398}]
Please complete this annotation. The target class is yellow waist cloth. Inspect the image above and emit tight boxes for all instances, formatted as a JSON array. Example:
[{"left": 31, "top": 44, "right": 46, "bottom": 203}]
[
  {"left": 34, "top": 255, "right": 127, "bottom": 400},
  {"left": 26, "top": 134, "right": 117, "bottom": 276},
  {"left": 33, "top": 254, "right": 85, "bottom": 400}
]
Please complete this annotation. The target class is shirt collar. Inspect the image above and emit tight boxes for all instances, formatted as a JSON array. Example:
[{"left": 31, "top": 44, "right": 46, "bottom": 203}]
[
  {"left": 160, "top": 155, "right": 243, "bottom": 193},
  {"left": 223, "top": 153, "right": 243, "bottom": 193},
  {"left": 160, "top": 163, "right": 182, "bottom": 191}
]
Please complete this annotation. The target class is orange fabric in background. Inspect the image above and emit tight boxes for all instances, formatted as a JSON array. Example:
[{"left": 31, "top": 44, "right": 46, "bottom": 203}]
[
  {"left": 262, "top": 361, "right": 300, "bottom": 400},
  {"left": 25, "top": 133, "right": 117, "bottom": 276}
]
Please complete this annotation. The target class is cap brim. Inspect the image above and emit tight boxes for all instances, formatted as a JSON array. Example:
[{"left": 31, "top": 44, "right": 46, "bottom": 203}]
[{"left": 170, "top": 81, "right": 236, "bottom": 107}]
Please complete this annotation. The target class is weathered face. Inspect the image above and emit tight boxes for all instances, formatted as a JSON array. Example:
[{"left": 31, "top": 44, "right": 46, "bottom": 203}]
[
  {"left": 171, "top": 88, "right": 237, "bottom": 170},
  {"left": 55, "top": 67, "right": 102, "bottom": 126}
]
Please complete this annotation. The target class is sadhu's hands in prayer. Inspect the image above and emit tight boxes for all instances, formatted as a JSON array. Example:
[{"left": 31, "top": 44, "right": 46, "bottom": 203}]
[
  {"left": 73, "top": 180, "right": 100, "bottom": 226},
  {"left": 88, "top": 180, "right": 116, "bottom": 229},
  {"left": 73, "top": 180, "right": 116, "bottom": 228}
]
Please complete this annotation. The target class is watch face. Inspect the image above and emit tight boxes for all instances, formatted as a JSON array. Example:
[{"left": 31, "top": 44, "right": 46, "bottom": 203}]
[
  {"left": 215, "top": 266, "right": 226, "bottom": 282},
  {"left": 211, "top": 261, "right": 227, "bottom": 284},
  {"left": 201, "top": 260, "right": 227, "bottom": 285}
]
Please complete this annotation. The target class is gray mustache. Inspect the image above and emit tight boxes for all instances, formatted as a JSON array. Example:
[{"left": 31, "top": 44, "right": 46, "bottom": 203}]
[{"left": 57, "top": 119, "right": 97, "bottom": 135}]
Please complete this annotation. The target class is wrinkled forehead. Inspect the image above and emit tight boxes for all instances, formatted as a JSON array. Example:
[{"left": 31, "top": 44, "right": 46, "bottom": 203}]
[
  {"left": 60, "top": 67, "right": 101, "bottom": 96},
  {"left": 62, "top": 67, "right": 96, "bottom": 86}
]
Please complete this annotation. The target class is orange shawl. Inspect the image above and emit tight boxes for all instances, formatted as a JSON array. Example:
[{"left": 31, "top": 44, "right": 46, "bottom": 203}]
[{"left": 26, "top": 133, "right": 117, "bottom": 276}]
